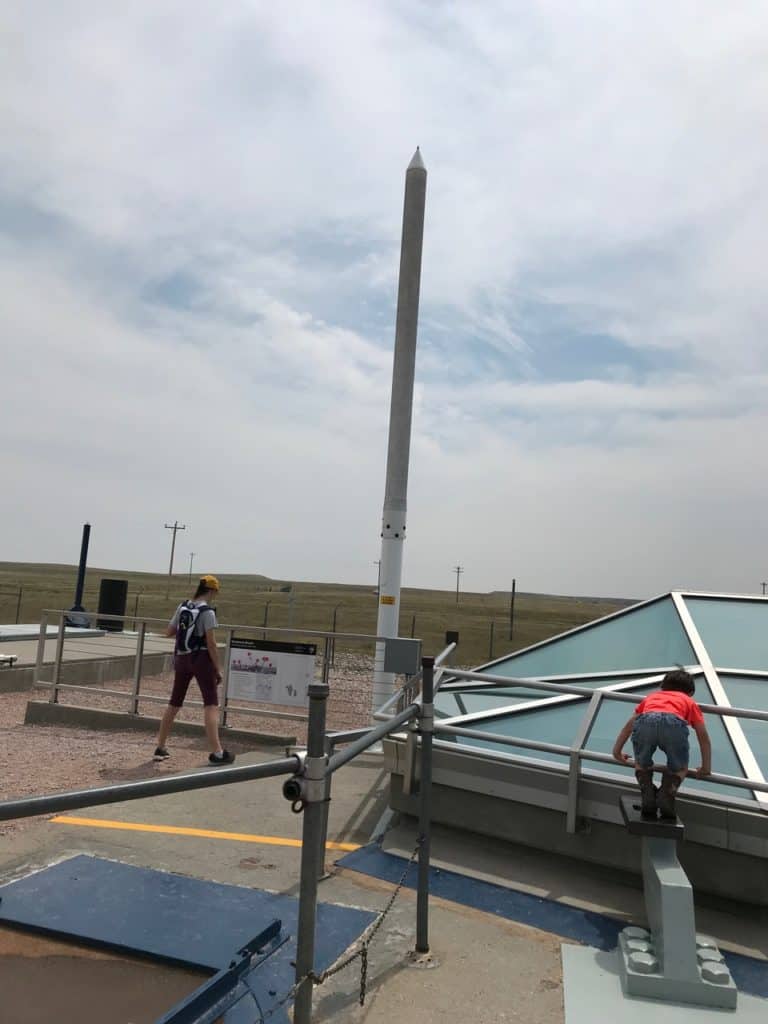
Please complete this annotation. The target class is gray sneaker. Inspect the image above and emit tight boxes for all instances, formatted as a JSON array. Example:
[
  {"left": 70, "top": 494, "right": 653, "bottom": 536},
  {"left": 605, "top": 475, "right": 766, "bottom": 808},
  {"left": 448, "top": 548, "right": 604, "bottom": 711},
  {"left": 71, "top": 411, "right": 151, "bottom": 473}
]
[{"left": 153, "top": 747, "right": 170, "bottom": 761}]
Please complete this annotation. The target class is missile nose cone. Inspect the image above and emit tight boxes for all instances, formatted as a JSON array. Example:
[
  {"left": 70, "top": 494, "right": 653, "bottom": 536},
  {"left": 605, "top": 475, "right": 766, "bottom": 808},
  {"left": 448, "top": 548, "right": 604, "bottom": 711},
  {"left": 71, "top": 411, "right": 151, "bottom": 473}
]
[{"left": 408, "top": 147, "right": 426, "bottom": 171}]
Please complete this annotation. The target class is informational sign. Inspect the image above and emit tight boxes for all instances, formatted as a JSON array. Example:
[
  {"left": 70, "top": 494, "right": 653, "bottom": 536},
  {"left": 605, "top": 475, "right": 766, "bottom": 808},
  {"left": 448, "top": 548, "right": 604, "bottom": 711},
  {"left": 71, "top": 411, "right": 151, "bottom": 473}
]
[{"left": 228, "top": 638, "right": 316, "bottom": 708}]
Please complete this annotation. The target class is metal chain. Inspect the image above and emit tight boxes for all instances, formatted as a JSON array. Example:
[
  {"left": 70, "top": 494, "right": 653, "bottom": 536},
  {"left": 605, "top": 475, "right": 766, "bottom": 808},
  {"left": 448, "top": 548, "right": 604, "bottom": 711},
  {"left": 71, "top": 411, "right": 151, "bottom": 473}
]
[{"left": 256, "top": 836, "right": 421, "bottom": 1021}]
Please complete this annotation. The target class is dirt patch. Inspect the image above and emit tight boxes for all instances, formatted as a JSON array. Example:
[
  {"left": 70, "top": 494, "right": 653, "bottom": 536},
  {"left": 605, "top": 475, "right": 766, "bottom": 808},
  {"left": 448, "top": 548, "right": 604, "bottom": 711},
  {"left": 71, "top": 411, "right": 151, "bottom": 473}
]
[{"left": 0, "top": 654, "right": 378, "bottom": 836}]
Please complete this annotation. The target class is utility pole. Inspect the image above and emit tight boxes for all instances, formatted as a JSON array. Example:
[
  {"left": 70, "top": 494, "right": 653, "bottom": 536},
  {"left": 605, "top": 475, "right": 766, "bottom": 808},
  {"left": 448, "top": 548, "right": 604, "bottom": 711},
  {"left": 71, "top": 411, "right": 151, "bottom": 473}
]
[
  {"left": 188, "top": 552, "right": 196, "bottom": 583},
  {"left": 164, "top": 521, "right": 186, "bottom": 579},
  {"left": 509, "top": 577, "right": 516, "bottom": 640},
  {"left": 762, "top": 582, "right": 767, "bottom": 596},
  {"left": 373, "top": 560, "right": 381, "bottom": 598},
  {"left": 453, "top": 565, "right": 463, "bottom": 604}
]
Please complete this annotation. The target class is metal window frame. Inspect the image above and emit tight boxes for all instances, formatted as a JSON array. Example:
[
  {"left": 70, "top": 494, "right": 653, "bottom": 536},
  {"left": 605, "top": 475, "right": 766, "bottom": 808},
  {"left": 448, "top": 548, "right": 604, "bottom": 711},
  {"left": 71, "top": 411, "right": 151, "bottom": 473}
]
[{"left": 672, "top": 592, "right": 768, "bottom": 807}]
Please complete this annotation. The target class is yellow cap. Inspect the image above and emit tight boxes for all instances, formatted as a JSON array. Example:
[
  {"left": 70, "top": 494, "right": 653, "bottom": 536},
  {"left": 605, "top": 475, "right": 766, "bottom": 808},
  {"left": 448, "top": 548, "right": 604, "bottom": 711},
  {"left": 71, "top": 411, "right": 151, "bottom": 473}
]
[{"left": 199, "top": 574, "right": 220, "bottom": 592}]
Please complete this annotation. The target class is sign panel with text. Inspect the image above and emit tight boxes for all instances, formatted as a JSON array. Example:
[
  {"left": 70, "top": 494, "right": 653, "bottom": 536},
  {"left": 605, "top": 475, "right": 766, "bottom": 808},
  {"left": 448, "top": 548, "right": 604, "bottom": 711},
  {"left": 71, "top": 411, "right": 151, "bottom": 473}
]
[{"left": 228, "top": 638, "right": 316, "bottom": 708}]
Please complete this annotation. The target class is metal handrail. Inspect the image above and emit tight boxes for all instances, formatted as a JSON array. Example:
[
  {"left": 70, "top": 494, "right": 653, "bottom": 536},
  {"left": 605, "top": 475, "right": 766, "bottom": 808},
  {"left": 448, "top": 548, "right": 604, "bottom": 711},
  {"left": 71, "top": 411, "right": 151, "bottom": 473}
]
[
  {"left": 373, "top": 641, "right": 456, "bottom": 721},
  {"left": 0, "top": 756, "right": 301, "bottom": 823},
  {"left": 433, "top": 723, "right": 768, "bottom": 795},
  {"left": 40, "top": 608, "right": 421, "bottom": 645},
  {"left": 327, "top": 704, "right": 418, "bottom": 773}
]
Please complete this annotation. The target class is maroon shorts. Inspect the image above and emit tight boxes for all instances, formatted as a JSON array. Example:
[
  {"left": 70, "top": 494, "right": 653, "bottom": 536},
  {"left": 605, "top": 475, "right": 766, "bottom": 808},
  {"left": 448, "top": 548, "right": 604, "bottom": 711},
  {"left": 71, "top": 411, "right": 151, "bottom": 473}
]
[{"left": 170, "top": 652, "right": 219, "bottom": 708}]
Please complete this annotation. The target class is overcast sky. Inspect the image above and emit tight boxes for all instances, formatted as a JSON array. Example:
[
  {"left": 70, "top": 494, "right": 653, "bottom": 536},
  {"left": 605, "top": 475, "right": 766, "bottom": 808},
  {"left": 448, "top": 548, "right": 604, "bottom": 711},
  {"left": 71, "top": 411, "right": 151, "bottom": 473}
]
[{"left": 2, "top": 3, "right": 767, "bottom": 599}]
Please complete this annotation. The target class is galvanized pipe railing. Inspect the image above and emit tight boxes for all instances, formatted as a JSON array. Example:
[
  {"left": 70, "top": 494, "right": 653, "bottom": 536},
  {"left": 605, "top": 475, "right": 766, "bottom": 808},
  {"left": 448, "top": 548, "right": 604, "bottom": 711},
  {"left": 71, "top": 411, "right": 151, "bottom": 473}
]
[
  {"left": 0, "top": 756, "right": 301, "bottom": 822},
  {"left": 433, "top": 723, "right": 768, "bottom": 795}
]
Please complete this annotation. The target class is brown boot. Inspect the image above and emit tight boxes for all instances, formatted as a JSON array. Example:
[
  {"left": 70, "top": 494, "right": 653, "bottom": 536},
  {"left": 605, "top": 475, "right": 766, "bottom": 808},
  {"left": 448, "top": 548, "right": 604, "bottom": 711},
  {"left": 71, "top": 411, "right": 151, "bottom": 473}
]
[
  {"left": 658, "top": 773, "right": 682, "bottom": 819},
  {"left": 635, "top": 768, "right": 657, "bottom": 817}
]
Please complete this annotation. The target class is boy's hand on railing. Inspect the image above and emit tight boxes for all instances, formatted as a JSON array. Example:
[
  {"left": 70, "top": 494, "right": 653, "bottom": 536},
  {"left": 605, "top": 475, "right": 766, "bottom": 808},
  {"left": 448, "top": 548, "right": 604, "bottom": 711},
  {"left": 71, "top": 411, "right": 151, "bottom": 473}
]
[
  {"left": 612, "top": 749, "right": 631, "bottom": 765},
  {"left": 689, "top": 765, "right": 711, "bottom": 778}
]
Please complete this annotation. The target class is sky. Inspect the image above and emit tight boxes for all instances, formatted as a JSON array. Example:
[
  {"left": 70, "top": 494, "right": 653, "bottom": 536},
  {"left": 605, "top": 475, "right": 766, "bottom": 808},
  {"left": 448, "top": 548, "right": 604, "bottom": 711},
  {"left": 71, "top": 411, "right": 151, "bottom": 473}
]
[{"left": 2, "top": 2, "right": 768, "bottom": 600}]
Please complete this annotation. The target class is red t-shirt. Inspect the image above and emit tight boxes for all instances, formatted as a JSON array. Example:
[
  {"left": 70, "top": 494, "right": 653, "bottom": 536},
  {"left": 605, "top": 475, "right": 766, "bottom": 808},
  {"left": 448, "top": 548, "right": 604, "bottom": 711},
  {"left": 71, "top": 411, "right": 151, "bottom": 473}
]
[{"left": 635, "top": 690, "right": 704, "bottom": 727}]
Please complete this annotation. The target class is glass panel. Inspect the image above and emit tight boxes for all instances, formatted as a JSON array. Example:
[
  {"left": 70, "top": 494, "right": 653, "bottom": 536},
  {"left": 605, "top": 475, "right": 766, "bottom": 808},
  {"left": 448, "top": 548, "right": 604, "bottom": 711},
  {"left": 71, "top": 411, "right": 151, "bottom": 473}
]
[
  {"left": 585, "top": 679, "right": 750, "bottom": 800},
  {"left": 719, "top": 675, "right": 768, "bottom": 775},
  {"left": 443, "top": 679, "right": 753, "bottom": 801},
  {"left": 481, "top": 597, "right": 695, "bottom": 678},
  {"left": 436, "top": 674, "right": 672, "bottom": 718},
  {"left": 685, "top": 598, "right": 768, "bottom": 671},
  {"left": 447, "top": 685, "right": 656, "bottom": 766}
]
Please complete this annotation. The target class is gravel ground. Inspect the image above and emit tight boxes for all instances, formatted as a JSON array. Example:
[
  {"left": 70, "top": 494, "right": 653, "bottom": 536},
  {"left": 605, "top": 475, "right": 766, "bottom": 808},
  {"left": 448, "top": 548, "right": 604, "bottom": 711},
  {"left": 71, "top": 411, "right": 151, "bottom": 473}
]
[{"left": 0, "top": 654, "right": 376, "bottom": 836}]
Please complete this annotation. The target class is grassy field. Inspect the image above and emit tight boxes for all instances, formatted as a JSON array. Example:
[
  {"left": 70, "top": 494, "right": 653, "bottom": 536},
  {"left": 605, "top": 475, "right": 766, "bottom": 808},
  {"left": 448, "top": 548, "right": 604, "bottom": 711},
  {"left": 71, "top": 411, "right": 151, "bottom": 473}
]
[{"left": 0, "top": 562, "right": 631, "bottom": 667}]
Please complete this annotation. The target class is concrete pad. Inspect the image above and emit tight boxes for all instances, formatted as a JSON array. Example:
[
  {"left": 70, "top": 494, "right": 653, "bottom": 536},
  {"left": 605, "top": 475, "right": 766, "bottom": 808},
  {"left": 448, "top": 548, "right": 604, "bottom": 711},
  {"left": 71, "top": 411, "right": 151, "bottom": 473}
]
[
  {"left": 0, "top": 624, "right": 105, "bottom": 642},
  {"left": 562, "top": 944, "right": 767, "bottom": 1023},
  {"left": 383, "top": 819, "right": 768, "bottom": 962}
]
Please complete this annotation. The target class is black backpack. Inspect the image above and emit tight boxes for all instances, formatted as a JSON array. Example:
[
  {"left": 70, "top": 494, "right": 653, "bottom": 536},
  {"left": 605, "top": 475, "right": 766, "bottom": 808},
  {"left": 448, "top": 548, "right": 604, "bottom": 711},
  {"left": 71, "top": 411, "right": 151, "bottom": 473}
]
[{"left": 176, "top": 601, "right": 209, "bottom": 655}]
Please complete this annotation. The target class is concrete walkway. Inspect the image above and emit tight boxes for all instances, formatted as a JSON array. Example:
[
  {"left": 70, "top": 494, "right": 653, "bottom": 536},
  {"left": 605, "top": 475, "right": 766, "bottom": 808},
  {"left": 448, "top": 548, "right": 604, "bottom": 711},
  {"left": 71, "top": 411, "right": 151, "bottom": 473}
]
[{"left": 0, "top": 748, "right": 765, "bottom": 1023}]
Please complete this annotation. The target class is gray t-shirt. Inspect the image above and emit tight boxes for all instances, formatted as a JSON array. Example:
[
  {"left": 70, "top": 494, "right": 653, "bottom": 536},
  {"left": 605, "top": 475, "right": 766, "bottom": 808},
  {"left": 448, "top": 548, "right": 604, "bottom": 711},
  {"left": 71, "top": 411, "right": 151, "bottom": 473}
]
[{"left": 169, "top": 601, "right": 217, "bottom": 653}]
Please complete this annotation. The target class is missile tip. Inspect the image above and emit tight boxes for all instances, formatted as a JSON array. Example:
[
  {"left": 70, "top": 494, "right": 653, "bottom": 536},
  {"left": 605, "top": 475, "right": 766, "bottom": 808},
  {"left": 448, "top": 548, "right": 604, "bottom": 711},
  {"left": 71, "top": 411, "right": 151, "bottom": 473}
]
[{"left": 408, "top": 147, "right": 426, "bottom": 171}]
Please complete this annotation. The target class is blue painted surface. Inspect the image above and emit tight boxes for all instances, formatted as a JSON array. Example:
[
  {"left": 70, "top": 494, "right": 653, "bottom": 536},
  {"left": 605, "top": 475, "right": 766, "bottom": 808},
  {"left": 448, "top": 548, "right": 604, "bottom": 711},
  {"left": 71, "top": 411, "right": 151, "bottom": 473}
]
[
  {"left": 337, "top": 843, "right": 768, "bottom": 999},
  {"left": 0, "top": 855, "right": 374, "bottom": 1022}
]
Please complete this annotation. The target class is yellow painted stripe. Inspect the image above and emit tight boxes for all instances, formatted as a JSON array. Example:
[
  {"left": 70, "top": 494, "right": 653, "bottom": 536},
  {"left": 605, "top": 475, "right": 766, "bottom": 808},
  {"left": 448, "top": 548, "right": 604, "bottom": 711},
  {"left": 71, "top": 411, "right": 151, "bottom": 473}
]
[{"left": 51, "top": 815, "right": 359, "bottom": 852}]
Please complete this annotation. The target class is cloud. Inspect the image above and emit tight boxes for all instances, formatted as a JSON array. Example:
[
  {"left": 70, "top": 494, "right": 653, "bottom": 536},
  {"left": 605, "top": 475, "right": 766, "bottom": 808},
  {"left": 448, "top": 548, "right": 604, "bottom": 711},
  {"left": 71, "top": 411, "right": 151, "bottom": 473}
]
[{"left": 2, "top": 2, "right": 768, "bottom": 597}]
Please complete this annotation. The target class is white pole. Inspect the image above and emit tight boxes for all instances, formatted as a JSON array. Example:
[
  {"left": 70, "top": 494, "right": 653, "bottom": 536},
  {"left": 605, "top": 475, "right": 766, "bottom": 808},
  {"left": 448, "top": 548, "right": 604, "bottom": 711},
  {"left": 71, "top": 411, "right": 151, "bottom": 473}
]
[{"left": 372, "top": 149, "right": 427, "bottom": 716}]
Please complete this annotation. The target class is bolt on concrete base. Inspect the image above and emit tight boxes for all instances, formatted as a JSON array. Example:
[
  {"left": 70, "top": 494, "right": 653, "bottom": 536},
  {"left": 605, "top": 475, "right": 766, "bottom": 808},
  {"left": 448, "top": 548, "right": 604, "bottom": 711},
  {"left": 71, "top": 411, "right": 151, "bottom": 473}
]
[{"left": 618, "top": 927, "right": 737, "bottom": 1009}]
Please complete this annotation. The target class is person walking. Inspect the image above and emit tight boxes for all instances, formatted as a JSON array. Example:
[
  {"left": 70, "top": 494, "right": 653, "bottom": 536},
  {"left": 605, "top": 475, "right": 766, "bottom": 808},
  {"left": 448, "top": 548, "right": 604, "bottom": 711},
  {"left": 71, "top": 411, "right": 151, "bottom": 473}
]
[{"left": 154, "top": 575, "right": 235, "bottom": 765}]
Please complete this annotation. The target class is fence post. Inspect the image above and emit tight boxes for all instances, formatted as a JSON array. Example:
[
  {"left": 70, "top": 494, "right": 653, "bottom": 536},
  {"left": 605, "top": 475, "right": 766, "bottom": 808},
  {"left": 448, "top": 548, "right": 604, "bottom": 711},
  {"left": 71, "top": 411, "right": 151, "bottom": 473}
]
[
  {"left": 130, "top": 621, "right": 146, "bottom": 714},
  {"left": 219, "top": 629, "right": 234, "bottom": 728},
  {"left": 488, "top": 620, "right": 494, "bottom": 660},
  {"left": 415, "top": 655, "right": 434, "bottom": 954},
  {"left": 293, "top": 681, "right": 329, "bottom": 1024},
  {"left": 15, "top": 586, "right": 22, "bottom": 625},
  {"left": 321, "top": 636, "right": 331, "bottom": 688},
  {"left": 35, "top": 611, "right": 48, "bottom": 682},
  {"left": 50, "top": 611, "right": 66, "bottom": 704}
]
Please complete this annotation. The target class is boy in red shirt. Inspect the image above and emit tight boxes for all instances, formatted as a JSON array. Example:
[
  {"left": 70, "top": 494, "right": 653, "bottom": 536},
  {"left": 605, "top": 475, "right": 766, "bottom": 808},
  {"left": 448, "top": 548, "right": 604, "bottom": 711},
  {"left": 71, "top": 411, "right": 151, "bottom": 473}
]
[{"left": 612, "top": 669, "right": 712, "bottom": 819}]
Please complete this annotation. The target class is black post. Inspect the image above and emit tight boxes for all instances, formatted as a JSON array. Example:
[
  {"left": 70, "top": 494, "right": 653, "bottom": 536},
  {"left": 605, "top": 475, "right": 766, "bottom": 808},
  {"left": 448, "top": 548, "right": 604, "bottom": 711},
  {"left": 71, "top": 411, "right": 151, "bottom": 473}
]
[
  {"left": 331, "top": 605, "right": 339, "bottom": 667},
  {"left": 489, "top": 620, "right": 494, "bottom": 660},
  {"left": 293, "top": 682, "right": 329, "bottom": 1024},
  {"left": 509, "top": 577, "right": 516, "bottom": 641},
  {"left": 411, "top": 613, "right": 416, "bottom": 638},
  {"left": 73, "top": 523, "right": 91, "bottom": 610},
  {"left": 15, "top": 586, "right": 22, "bottom": 625},
  {"left": 415, "top": 655, "right": 434, "bottom": 954}
]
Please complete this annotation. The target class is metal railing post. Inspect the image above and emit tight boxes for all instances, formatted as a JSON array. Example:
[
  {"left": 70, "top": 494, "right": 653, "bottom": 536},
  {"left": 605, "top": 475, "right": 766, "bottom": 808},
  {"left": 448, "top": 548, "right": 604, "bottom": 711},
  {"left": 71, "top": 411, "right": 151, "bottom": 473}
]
[
  {"left": 35, "top": 612, "right": 48, "bottom": 683},
  {"left": 130, "top": 621, "right": 146, "bottom": 714},
  {"left": 566, "top": 690, "right": 602, "bottom": 834},
  {"left": 219, "top": 629, "right": 234, "bottom": 728},
  {"left": 415, "top": 656, "right": 434, "bottom": 954},
  {"left": 317, "top": 735, "right": 334, "bottom": 880},
  {"left": 50, "top": 611, "right": 66, "bottom": 703},
  {"left": 293, "top": 682, "right": 329, "bottom": 1024}
]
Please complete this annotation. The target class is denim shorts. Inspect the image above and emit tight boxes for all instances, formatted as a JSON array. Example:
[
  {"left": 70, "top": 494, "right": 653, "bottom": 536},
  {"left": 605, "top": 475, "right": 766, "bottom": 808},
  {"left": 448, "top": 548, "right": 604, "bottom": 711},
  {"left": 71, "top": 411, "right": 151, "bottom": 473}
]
[{"left": 631, "top": 712, "right": 689, "bottom": 772}]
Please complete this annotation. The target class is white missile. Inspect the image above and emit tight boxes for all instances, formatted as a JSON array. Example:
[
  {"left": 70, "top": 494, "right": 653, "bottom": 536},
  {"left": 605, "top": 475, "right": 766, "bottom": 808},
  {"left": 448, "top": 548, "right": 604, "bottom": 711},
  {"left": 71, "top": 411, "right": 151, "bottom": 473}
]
[{"left": 372, "top": 148, "right": 427, "bottom": 715}]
